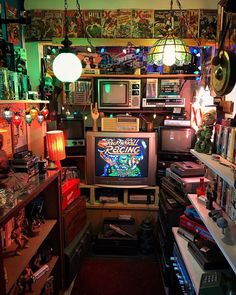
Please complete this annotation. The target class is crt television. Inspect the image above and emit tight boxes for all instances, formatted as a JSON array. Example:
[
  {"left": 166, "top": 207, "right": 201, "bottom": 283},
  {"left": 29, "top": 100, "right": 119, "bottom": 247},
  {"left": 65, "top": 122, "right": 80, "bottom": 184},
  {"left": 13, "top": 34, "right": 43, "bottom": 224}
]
[
  {"left": 158, "top": 126, "right": 196, "bottom": 156},
  {"left": 86, "top": 131, "right": 157, "bottom": 186},
  {"left": 97, "top": 79, "right": 141, "bottom": 110}
]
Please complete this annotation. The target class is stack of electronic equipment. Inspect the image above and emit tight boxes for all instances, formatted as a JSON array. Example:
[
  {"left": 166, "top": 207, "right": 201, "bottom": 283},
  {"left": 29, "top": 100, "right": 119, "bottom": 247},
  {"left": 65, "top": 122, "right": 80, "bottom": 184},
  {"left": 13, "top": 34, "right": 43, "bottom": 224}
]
[
  {"left": 156, "top": 161, "right": 209, "bottom": 291},
  {"left": 10, "top": 151, "right": 39, "bottom": 178},
  {"left": 61, "top": 171, "right": 92, "bottom": 289}
]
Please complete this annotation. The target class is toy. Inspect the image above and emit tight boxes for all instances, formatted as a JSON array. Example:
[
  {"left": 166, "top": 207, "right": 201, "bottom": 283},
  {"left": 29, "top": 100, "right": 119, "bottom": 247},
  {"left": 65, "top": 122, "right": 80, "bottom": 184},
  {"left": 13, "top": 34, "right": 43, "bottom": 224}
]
[
  {"left": 194, "top": 109, "right": 217, "bottom": 154},
  {"left": 11, "top": 210, "right": 29, "bottom": 255},
  {"left": 18, "top": 265, "right": 34, "bottom": 293}
]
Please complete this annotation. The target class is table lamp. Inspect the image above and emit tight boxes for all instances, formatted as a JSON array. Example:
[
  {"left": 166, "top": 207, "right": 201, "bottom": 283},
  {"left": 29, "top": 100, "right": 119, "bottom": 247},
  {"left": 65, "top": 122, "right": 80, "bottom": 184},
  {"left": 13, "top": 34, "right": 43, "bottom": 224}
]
[{"left": 46, "top": 130, "right": 66, "bottom": 169}]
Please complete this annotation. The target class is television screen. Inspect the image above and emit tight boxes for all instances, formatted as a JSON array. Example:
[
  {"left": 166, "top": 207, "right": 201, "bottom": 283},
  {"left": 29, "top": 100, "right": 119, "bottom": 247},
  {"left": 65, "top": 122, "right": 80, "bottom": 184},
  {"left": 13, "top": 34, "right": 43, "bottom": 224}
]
[
  {"left": 159, "top": 127, "right": 196, "bottom": 154},
  {"left": 101, "top": 83, "right": 128, "bottom": 104},
  {"left": 58, "top": 118, "right": 84, "bottom": 141},
  {"left": 86, "top": 132, "right": 157, "bottom": 186},
  {"left": 95, "top": 137, "right": 148, "bottom": 178}
]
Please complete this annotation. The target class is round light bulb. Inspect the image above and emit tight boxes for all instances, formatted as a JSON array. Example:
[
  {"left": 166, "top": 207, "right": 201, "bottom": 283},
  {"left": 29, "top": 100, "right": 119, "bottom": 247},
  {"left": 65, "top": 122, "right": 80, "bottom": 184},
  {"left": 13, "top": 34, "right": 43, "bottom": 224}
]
[
  {"left": 163, "top": 45, "right": 176, "bottom": 66},
  {"left": 53, "top": 52, "right": 82, "bottom": 82}
]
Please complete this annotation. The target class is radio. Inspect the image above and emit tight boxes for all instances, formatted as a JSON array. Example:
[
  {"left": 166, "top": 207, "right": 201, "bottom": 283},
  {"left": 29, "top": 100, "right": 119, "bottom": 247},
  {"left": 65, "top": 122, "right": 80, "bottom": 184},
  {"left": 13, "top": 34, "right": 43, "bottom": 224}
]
[
  {"left": 101, "top": 116, "right": 140, "bottom": 132},
  {"left": 142, "top": 97, "right": 185, "bottom": 108}
]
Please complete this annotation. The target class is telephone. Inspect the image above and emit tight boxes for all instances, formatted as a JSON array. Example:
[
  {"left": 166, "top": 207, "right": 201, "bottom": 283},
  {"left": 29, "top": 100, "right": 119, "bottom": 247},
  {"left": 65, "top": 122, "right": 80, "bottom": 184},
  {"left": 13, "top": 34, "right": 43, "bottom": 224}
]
[{"left": 199, "top": 270, "right": 236, "bottom": 295}]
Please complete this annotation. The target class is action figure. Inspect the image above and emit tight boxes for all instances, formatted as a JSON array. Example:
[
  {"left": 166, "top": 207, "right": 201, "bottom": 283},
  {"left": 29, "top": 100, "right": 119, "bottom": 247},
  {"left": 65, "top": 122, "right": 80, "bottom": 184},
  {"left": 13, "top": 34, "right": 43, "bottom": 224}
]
[
  {"left": 18, "top": 265, "right": 34, "bottom": 293},
  {"left": 11, "top": 211, "right": 29, "bottom": 255},
  {"left": 206, "top": 184, "right": 215, "bottom": 210}
]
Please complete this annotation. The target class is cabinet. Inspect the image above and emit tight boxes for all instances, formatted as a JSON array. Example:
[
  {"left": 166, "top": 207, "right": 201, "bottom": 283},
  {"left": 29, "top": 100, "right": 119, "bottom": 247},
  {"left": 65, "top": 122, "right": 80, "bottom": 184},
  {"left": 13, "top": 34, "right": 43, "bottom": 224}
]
[
  {"left": 80, "top": 183, "right": 159, "bottom": 233},
  {"left": 0, "top": 170, "right": 64, "bottom": 295}
]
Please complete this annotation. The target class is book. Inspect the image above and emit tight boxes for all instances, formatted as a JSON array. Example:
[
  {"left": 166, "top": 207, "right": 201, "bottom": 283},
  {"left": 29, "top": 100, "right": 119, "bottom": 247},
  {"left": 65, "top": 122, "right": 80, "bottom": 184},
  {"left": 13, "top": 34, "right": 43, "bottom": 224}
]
[
  {"left": 116, "top": 9, "right": 132, "bottom": 38},
  {"left": 83, "top": 10, "right": 102, "bottom": 38},
  {"left": 226, "top": 127, "right": 236, "bottom": 163},
  {"left": 132, "top": 9, "right": 154, "bottom": 38},
  {"left": 102, "top": 10, "right": 118, "bottom": 38}
]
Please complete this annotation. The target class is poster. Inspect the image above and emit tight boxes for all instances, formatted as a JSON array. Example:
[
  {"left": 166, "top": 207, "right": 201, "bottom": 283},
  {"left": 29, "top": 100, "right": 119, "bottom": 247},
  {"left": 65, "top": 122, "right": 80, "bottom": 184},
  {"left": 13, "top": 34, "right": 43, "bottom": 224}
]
[
  {"left": 116, "top": 9, "right": 132, "bottom": 38},
  {"left": 83, "top": 10, "right": 102, "bottom": 38},
  {"left": 44, "top": 10, "right": 63, "bottom": 40},
  {"left": 101, "top": 10, "right": 118, "bottom": 38},
  {"left": 185, "top": 9, "right": 199, "bottom": 39},
  {"left": 199, "top": 10, "right": 217, "bottom": 40},
  {"left": 132, "top": 9, "right": 154, "bottom": 39},
  {"left": 6, "top": 2, "right": 20, "bottom": 46},
  {"left": 25, "top": 10, "right": 46, "bottom": 41},
  {"left": 154, "top": 10, "right": 171, "bottom": 38}
]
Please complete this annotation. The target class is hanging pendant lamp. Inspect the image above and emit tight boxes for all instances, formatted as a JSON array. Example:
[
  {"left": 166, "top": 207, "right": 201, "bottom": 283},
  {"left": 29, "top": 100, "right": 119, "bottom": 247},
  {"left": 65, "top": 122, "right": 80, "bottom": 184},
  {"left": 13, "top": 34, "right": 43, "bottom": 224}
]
[
  {"left": 52, "top": 0, "right": 82, "bottom": 84},
  {"left": 148, "top": 0, "right": 195, "bottom": 67}
]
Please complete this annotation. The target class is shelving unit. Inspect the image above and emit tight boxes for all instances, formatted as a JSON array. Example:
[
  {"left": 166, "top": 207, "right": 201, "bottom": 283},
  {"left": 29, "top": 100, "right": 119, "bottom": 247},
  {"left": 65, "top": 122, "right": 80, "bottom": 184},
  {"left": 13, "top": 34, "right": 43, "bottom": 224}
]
[
  {"left": 191, "top": 150, "right": 235, "bottom": 187},
  {"left": 80, "top": 183, "right": 159, "bottom": 233},
  {"left": 172, "top": 227, "right": 206, "bottom": 294},
  {"left": 0, "top": 171, "right": 64, "bottom": 295},
  {"left": 80, "top": 182, "right": 159, "bottom": 207},
  {"left": 188, "top": 194, "right": 236, "bottom": 274},
  {"left": 190, "top": 149, "right": 236, "bottom": 275}
]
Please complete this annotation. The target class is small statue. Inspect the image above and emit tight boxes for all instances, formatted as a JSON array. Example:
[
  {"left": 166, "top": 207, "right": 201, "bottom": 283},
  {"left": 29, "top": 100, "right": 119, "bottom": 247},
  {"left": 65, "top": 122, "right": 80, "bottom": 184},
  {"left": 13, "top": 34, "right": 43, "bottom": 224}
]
[
  {"left": 90, "top": 102, "right": 99, "bottom": 132},
  {"left": 194, "top": 109, "right": 217, "bottom": 154},
  {"left": 18, "top": 265, "right": 34, "bottom": 293},
  {"left": 206, "top": 184, "right": 215, "bottom": 211},
  {"left": 11, "top": 211, "right": 29, "bottom": 255}
]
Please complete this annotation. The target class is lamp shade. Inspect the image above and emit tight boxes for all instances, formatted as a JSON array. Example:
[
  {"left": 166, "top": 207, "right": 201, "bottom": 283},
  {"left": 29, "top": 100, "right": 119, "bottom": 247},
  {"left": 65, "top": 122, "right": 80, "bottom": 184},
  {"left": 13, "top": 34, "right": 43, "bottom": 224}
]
[
  {"left": 46, "top": 130, "right": 66, "bottom": 162},
  {"left": 52, "top": 51, "right": 83, "bottom": 82},
  {"left": 148, "top": 33, "right": 192, "bottom": 67}
]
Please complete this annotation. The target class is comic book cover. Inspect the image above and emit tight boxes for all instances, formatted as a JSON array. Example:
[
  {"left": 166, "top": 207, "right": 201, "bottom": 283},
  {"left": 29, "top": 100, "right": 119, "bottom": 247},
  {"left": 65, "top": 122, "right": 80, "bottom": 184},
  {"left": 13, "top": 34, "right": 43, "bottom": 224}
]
[
  {"left": 6, "top": 2, "right": 20, "bottom": 45},
  {"left": 174, "top": 10, "right": 188, "bottom": 38},
  {"left": 199, "top": 10, "right": 217, "bottom": 40},
  {"left": 76, "top": 9, "right": 84, "bottom": 37},
  {"left": 101, "top": 10, "right": 118, "bottom": 38},
  {"left": 116, "top": 9, "right": 132, "bottom": 38},
  {"left": 83, "top": 10, "right": 102, "bottom": 38},
  {"left": 132, "top": 9, "right": 154, "bottom": 39},
  {"left": 185, "top": 9, "right": 199, "bottom": 39},
  {"left": 43, "top": 10, "right": 64, "bottom": 40},
  {"left": 64, "top": 10, "right": 78, "bottom": 38},
  {"left": 154, "top": 10, "right": 171, "bottom": 38},
  {"left": 25, "top": 10, "right": 46, "bottom": 41}
]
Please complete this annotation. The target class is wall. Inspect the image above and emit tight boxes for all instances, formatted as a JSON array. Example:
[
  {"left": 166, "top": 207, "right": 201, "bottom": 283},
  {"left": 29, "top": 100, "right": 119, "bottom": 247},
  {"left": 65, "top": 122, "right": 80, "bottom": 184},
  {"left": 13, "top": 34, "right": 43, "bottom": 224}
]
[{"left": 24, "top": 0, "right": 219, "bottom": 10}]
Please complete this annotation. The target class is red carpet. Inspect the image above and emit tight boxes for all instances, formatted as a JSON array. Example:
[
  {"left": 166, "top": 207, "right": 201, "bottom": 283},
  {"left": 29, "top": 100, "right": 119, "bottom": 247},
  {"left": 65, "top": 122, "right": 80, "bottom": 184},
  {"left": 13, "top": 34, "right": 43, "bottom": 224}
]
[{"left": 71, "top": 257, "right": 165, "bottom": 295}]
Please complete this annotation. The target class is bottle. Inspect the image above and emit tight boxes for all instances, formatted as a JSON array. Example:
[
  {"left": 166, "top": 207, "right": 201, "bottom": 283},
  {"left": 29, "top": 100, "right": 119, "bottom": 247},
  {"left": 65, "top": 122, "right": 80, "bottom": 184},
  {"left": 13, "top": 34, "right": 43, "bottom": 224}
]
[{"left": 196, "top": 178, "right": 206, "bottom": 198}]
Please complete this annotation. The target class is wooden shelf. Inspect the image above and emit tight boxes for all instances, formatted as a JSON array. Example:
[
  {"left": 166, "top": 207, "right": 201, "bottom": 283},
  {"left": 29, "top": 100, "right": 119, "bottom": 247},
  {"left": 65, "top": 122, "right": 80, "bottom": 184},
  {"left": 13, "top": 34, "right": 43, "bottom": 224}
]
[
  {"left": 33, "top": 256, "right": 58, "bottom": 295},
  {"left": 172, "top": 227, "right": 206, "bottom": 294},
  {"left": 4, "top": 219, "right": 57, "bottom": 293},
  {"left": 80, "top": 73, "right": 199, "bottom": 79},
  {"left": 0, "top": 100, "right": 50, "bottom": 104},
  {"left": 188, "top": 194, "right": 236, "bottom": 274},
  {"left": 191, "top": 150, "right": 235, "bottom": 187},
  {"left": 52, "top": 37, "right": 214, "bottom": 47},
  {"left": 86, "top": 202, "right": 158, "bottom": 210}
]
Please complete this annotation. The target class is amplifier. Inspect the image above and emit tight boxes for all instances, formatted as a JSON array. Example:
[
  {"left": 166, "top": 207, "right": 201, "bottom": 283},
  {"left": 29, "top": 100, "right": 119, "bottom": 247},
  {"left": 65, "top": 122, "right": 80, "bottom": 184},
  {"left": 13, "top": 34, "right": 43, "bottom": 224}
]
[{"left": 101, "top": 116, "right": 140, "bottom": 132}]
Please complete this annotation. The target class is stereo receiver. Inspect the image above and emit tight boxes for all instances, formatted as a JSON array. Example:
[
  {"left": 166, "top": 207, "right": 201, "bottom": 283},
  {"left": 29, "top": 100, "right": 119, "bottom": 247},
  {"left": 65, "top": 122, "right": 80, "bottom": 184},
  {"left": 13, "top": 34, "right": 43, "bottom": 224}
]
[{"left": 101, "top": 116, "right": 140, "bottom": 132}]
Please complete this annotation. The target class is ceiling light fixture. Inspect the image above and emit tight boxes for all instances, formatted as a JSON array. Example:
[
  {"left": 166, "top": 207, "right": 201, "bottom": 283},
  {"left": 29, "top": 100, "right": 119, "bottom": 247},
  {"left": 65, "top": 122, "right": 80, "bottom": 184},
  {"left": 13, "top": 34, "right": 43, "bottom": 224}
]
[
  {"left": 148, "top": 0, "right": 199, "bottom": 67},
  {"left": 52, "top": 0, "right": 82, "bottom": 95}
]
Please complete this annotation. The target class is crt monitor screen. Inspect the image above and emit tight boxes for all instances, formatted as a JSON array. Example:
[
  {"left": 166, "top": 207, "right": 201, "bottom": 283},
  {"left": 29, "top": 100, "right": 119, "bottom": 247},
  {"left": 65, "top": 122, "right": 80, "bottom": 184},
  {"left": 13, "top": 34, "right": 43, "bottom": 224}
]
[
  {"left": 101, "top": 82, "right": 128, "bottom": 104},
  {"left": 160, "top": 127, "right": 195, "bottom": 154},
  {"left": 95, "top": 137, "right": 148, "bottom": 178},
  {"left": 58, "top": 118, "right": 84, "bottom": 139}
]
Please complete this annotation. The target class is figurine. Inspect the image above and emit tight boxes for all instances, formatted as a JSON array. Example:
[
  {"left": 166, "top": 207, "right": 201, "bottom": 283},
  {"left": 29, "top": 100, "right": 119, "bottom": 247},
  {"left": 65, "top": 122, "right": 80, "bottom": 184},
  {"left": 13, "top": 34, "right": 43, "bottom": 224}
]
[
  {"left": 206, "top": 184, "right": 215, "bottom": 211},
  {"left": 18, "top": 265, "right": 34, "bottom": 293},
  {"left": 90, "top": 102, "right": 99, "bottom": 131},
  {"left": 11, "top": 211, "right": 29, "bottom": 255}
]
